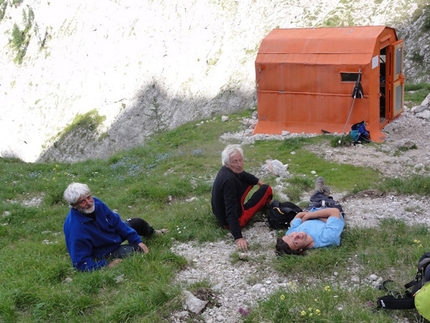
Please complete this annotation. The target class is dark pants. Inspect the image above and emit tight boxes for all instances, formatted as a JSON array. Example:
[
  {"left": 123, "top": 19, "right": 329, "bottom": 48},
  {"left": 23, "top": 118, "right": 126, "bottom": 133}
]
[
  {"left": 124, "top": 217, "right": 155, "bottom": 236},
  {"left": 108, "top": 245, "right": 142, "bottom": 259},
  {"left": 108, "top": 218, "right": 155, "bottom": 259},
  {"left": 307, "top": 191, "right": 344, "bottom": 215}
]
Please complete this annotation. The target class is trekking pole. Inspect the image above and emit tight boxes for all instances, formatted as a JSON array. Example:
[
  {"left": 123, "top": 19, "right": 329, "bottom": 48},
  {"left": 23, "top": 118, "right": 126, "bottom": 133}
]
[
  {"left": 339, "top": 97, "right": 356, "bottom": 144},
  {"left": 339, "top": 68, "right": 362, "bottom": 145}
]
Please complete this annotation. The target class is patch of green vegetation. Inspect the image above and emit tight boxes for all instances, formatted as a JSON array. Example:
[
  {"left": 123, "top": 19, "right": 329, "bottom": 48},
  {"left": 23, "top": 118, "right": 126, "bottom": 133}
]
[
  {"left": 0, "top": 0, "right": 7, "bottom": 21},
  {"left": 378, "top": 175, "right": 430, "bottom": 195},
  {"left": 330, "top": 134, "right": 355, "bottom": 147},
  {"left": 398, "top": 144, "right": 418, "bottom": 152},
  {"left": 404, "top": 82, "right": 430, "bottom": 106},
  {"left": 410, "top": 49, "right": 424, "bottom": 65},
  {"left": 411, "top": 1, "right": 429, "bottom": 22},
  {"left": 244, "top": 45, "right": 259, "bottom": 56},
  {"left": 246, "top": 219, "right": 427, "bottom": 322},
  {"left": 55, "top": 109, "right": 106, "bottom": 143},
  {"left": 207, "top": 48, "right": 222, "bottom": 67},
  {"left": 323, "top": 15, "right": 342, "bottom": 27},
  {"left": 423, "top": 14, "right": 430, "bottom": 31},
  {"left": 10, "top": 6, "right": 34, "bottom": 64},
  {"left": 145, "top": 97, "right": 167, "bottom": 134}
]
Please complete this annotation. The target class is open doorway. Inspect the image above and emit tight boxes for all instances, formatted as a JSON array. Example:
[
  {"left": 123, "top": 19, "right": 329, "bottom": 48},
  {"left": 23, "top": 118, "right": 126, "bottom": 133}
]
[{"left": 379, "top": 47, "right": 387, "bottom": 123}]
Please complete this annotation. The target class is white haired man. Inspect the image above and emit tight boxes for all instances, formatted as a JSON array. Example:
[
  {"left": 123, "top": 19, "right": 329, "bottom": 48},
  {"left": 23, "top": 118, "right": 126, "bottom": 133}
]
[
  {"left": 63, "top": 182, "right": 166, "bottom": 271},
  {"left": 211, "top": 144, "right": 273, "bottom": 251}
]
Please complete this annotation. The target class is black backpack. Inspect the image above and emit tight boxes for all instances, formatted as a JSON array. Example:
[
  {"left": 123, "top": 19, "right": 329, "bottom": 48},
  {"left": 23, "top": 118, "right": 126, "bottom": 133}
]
[
  {"left": 266, "top": 200, "right": 302, "bottom": 230},
  {"left": 377, "top": 252, "right": 430, "bottom": 311}
]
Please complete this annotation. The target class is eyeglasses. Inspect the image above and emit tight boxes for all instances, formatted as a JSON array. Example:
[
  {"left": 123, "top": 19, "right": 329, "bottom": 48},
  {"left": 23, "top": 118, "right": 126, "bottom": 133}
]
[{"left": 75, "top": 195, "right": 93, "bottom": 207}]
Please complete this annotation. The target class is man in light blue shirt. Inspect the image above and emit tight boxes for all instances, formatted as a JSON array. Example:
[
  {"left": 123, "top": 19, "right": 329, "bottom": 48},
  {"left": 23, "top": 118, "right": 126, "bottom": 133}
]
[
  {"left": 275, "top": 177, "right": 345, "bottom": 256},
  {"left": 276, "top": 208, "right": 345, "bottom": 255}
]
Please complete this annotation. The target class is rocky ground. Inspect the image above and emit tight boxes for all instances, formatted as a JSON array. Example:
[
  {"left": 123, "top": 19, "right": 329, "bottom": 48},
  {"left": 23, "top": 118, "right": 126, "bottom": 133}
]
[{"left": 169, "top": 100, "right": 430, "bottom": 323}]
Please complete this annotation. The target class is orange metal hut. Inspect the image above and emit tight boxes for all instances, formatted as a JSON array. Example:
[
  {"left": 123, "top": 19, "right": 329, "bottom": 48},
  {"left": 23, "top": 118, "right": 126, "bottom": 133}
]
[{"left": 254, "top": 26, "right": 405, "bottom": 142}]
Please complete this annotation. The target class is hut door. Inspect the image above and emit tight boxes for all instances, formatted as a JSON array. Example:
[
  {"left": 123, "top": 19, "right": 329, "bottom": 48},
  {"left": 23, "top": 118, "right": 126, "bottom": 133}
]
[
  {"left": 391, "top": 40, "right": 405, "bottom": 118},
  {"left": 379, "top": 47, "right": 387, "bottom": 122}
]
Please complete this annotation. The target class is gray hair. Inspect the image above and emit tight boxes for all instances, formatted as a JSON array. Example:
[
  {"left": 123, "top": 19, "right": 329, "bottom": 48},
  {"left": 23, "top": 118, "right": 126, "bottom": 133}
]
[
  {"left": 63, "top": 183, "right": 91, "bottom": 206},
  {"left": 221, "top": 144, "right": 243, "bottom": 166}
]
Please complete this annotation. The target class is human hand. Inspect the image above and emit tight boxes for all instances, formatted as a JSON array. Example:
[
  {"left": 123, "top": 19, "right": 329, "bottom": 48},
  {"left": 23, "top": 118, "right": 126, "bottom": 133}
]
[
  {"left": 235, "top": 238, "right": 248, "bottom": 251},
  {"left": 138, "top": 242, "right": 149, "bottom": 253},
  {"left": 108, "top": 259, "right": 122, "bottom": 268}
]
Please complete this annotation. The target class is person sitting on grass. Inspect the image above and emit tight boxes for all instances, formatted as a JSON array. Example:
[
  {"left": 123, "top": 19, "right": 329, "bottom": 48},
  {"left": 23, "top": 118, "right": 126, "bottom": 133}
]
[
  {"left": 63, "top": 182, "right": 167, "bottom": 271},
  {"left": 275, "top": 177, "right": 345, "bottom": 256},
  {"left": 211, "top": 144, "right": 273, "bottom": 251}
]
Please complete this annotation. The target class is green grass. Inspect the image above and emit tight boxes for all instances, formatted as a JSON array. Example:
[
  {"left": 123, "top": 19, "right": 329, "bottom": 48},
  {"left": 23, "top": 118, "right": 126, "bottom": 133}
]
[
  {"left": 246, "top": 219, "right": 428, "bottom": 323},
  {"left": 404, "top": 82, "right": 430, "bottom": 106},
  {"left": 1, "top": 109, "right": 430, "bottom": 322}
]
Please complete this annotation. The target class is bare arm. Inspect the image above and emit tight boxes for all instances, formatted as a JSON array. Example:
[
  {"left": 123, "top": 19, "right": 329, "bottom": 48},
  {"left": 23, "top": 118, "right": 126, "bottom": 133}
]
[{"left": 295, "top": 208, "right": 341, "bottom": 222}]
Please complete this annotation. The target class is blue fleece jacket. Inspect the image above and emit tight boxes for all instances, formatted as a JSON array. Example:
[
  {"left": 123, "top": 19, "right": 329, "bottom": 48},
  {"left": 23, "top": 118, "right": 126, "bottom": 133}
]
[{"left": 63, "top": 197, "right": 142, "bottom": 271}]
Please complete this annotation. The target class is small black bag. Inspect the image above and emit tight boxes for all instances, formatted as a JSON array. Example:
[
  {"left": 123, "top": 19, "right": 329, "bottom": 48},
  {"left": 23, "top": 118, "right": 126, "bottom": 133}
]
[
  {"left": 376, "top": 252, "right": 430, "bottom": 311},
  {"left": 267, "top": 200, "right": 302, "bottom": 230}
]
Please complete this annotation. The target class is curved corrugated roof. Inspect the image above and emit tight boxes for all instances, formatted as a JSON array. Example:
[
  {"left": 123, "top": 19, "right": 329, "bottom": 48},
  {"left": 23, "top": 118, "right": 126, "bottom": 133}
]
[
  {"left": 257, "top": 53, "right": 371, "bottom": 65},
  {"left": 258, "top": 26, "right": 392, "bottom": 55}
]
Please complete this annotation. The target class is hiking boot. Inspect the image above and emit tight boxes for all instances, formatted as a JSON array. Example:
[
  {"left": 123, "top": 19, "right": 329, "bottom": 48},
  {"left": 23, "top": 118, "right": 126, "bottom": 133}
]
[
  {"left": 315, "top": 176, "right": 325, "bottom": 192},
  {"left": 321, "top": 185, "right": 331, "bottom": 196},
  {"left": 155, "top": 229, "right": 169, "bottom": 235}
]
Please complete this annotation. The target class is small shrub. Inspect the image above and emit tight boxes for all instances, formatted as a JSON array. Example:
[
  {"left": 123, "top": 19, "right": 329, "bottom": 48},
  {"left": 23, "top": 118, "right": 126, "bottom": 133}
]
[
  {"left": 410, "top": 50, "right": 424, "bottom": 65},
  {"left": 422, "top": 7, "right": 430, "bottom": 31},
  {"left": 330, "top": 135, "right": 353, "bottom": 147},
  {"left": 9, "top": 7, "right": 34, "bottom": 64}
]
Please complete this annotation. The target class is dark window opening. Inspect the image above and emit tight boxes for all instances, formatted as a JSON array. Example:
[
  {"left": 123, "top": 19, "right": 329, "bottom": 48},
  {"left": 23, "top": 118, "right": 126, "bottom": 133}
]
[{"left": 340, "top": 72, "right": 360, "bottom": 82}]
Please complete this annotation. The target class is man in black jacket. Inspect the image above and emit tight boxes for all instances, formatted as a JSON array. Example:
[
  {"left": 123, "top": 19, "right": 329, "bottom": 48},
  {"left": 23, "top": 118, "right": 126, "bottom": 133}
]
[{"left": 211, "top": 144, "right": 272, "bottom": 251}]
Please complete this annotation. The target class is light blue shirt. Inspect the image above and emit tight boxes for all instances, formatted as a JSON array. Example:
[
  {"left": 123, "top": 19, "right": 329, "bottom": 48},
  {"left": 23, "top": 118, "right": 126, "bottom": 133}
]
[{"left": 286, "top": 210, "right": 345, "bottom": 248}]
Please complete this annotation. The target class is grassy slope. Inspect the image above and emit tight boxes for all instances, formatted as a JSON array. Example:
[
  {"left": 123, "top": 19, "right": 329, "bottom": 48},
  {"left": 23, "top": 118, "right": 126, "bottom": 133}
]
[{"left": 0, "top": 108, "right": 429, "bottom": 322}]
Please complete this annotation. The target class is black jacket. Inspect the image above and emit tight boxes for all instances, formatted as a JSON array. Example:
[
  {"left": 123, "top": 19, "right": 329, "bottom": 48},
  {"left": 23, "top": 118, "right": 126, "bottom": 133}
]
[{"left": 211, "top": 166, "right": 259, "bottom": 240}]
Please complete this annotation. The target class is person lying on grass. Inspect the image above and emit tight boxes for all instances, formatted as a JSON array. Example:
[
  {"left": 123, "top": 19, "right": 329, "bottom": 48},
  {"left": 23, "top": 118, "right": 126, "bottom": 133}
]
[
  {"left": 275, "top": 177, "right": 345, "bottom": 256},
  {"left": 63, "top": 182, "right": 167, "bottom": 271}
]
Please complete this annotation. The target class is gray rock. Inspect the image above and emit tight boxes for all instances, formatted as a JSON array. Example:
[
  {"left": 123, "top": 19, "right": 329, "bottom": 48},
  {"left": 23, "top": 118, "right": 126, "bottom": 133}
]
[{"left": 183, "top": 290, "right": 208, "bottom": 314}]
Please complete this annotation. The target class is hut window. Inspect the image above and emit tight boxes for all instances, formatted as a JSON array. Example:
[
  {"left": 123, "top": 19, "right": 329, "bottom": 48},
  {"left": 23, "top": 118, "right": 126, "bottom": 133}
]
[
  {"left": 395, "top": 47, "right": 403, "bottom": 75},
  {"left": 340, "top": 72, "right": 360, "bottom": 82}
]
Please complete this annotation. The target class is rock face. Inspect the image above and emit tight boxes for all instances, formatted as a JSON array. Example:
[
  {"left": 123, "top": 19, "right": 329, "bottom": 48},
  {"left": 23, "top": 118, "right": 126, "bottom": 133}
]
[{"left": 0, "top": 0, "right": 426, "bottom": 163}]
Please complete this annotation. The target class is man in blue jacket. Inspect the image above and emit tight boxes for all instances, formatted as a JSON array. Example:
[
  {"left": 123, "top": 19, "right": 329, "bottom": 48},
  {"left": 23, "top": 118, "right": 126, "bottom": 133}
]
[{"left": 63, "top": 182, "right": 164, "bottom": 271}]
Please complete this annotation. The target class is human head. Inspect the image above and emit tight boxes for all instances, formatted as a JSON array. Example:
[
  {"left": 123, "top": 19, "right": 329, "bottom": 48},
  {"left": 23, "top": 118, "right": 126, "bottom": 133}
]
[
  {"left": 221, "top": 144, "right": 243, "bottom": 166},
  {"left": 275, "top": 237, "right": 305, "bottom": 256},
  {"left": 221, "top": 144, "right": 244, "bottom": 174},
  {"left": 63, "top": 182, "right": 95, "bottom": 214}
]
